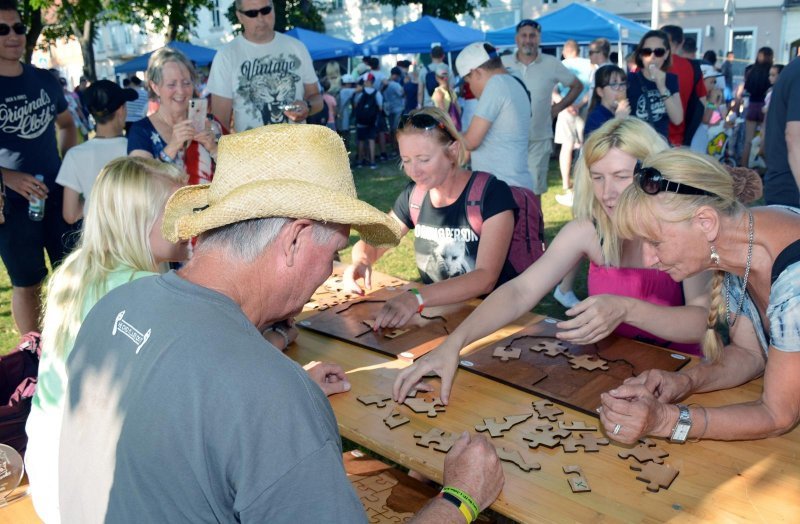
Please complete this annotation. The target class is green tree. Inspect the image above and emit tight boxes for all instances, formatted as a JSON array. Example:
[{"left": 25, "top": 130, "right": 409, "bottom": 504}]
[
  {"left": 376, "top": 0, "right": 488, "bottom": 22},
  {"left": 226, "top": 0, "right": 324, "bottom": 35},
  {"left": 117, "top": 0, "right": 216, "bottom": 42},
  {"left": 16, "top": 0, "right": 44, "bottom": 64}
]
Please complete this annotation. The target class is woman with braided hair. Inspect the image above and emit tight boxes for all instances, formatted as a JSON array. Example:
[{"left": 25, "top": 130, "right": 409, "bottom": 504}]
[{"left": 599, "top": 148, "right": 800, "bottom": 443}]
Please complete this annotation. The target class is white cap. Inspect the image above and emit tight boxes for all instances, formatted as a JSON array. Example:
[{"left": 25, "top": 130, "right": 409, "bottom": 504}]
[
  {"left": 341, "top": 74, "right": 356, "bottom": 83},
  {"left": 456, "top": 42, "right": 497, "bottom": 77},
  {"left": 700, "top": 63, "right": 722, "bottom": 79}
]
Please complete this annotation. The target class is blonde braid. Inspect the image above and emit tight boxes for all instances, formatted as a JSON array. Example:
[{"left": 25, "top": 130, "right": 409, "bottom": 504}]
[{"left": 702, "top": 270, "right": 726, "bottom": 361}]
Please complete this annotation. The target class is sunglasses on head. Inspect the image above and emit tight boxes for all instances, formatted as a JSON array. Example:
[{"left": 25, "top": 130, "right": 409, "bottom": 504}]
[
  {"left": 640, "top": 47, "right": 667, "bottom": 58},
  {"left": 398, "top": 113, "right": 454, "bottom": 140},
  {"left": 635, "top": 161, "right": 715, "bottom": 197},
  {"left": 0, "top": 23, "right": 26, "bottom": 36},
  {"left": 517, "top": 19, "right": 540, "bottom": 31},
  {"left": 237, "top": 5, "right": 272, "bottom": 17}
]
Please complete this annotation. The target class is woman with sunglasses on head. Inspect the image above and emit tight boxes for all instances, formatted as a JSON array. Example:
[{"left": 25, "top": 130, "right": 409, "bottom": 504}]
[
  {"left": 583, "top": 64, "right": 630, "bottom": 139},
  {"left": 344, "top": 107, "right": 517, "bottom": 329},
  {"left": 599, "top": 149, "right": 800, "bottom": 444},
  {"left": 431, "top": 64, "right": 462, "bottom": 131},
  {"left": 626, "top": 30, "right": 683, "bottom": 139},
  {"left": 393, "top": 118, "right": 711, "bottom": 404}
]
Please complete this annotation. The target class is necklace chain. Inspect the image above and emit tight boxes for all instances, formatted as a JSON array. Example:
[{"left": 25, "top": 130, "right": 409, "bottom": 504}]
[{"left": 724, "top": 210, "right": 754, "bottom": 327}]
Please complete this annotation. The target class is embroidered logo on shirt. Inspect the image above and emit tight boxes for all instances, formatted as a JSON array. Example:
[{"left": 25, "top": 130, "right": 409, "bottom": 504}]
[{"left": 112, "top": 310, "right": 151, "bottom": 354}]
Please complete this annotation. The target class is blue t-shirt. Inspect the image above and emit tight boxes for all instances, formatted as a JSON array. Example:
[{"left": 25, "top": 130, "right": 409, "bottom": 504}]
[
  {"left": 126, "top": 116, "right": 186, "bottom": 170},
  {"left": 584, "top": 105, "right": 614, "bottom": 139},
  {"left": 0, "top": 64, "right": 68, "bottom": 202},
  {"left": 627, "top": 71, "right": 679, "bottom": 139}
]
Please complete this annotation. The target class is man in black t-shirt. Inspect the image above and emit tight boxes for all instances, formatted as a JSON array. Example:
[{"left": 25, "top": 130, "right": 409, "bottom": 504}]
[{"left": 763, "top": 57, "right": 800, "bottom": 207}]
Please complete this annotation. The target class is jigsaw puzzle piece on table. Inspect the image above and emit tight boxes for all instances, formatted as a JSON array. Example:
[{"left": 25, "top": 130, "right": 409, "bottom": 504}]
[
  {"left": 532, "top": 399, "right": 564, "bottom": 421},
  {"left": 558, "top": 420, "right": 597, "bottom": 432},
  {"left": 563, "top": 465, "right": 591, "bottom": 492},
  {"left": 404, "top": 397, "right": 446, "bottom": 418},
  {"left": 560, "top": 433, "right": 610, "bottom": 452},
  {"left": 618, "top": 438, "right": 669, "bottom": 464},
  {"left": 383, "top": 409, "right": 410, "bottom": 429},
  {"left": 475, "top": 413, "right": 534, "bottom": 437},
  {"left": 497, "top": 447, "right": 540, "bottom": 472},
  {"left": 630, "top": 462, "right": 679, "bottom": 492},
  {"left": 529, "top": 339, "right": 569, "bottom": 357},
  {"left": 413, "top": 428, "right": 458, "bottom": 452},
  {"left": 521, "top": 424, "right": 571, "bottom": 449},
  {"left": 358, "top": 394, "right": 392, "bottom": 408},
  {"left": 492, "top": 346, "right": 522, "bottom": 362},
  {"left": 568, "top": 354, "right": 609, "bottom": 371}
]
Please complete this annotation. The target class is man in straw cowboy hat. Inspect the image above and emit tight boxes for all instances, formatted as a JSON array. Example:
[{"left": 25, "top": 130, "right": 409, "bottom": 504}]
[{"left": 57, "top": 124, "right": 503, "bottom": 522}]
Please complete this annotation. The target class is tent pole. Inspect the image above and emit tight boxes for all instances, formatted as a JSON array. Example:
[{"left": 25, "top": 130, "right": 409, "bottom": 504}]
[
  {"left": 448, "top": 51, "right": 453, "bottom": 68},
  {"left": 617, "top": 24, "right": 623, "bottom": 67}
]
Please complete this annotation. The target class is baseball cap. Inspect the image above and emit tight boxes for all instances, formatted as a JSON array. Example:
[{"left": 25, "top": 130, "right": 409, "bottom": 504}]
[
  {"left": 434, "top": 63, "right": 449, "bottom": 77},
  {"left": 85, "top": 80, "right": 138, "bottom": 118},
  {"left": 456, "top": 42, "right": 498, "bottom": 77},
  {"left": 341, "top": 73, "right": 356, "bottom": 83},
  {"left": 700, "top": 64, "right": 722, "bottom": 79}
]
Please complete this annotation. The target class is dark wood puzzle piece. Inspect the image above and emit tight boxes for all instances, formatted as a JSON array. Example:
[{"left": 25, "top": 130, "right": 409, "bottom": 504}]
[
  {"left": 358, "top": 394, "right": 392, "bottom": 408},
  {"left": 413, "top": 428, "right": 458, "bottom": 452},
  {"left": 630, "top": 462, "right": 679, "bottom": 492},
  {"left": 383, "top": 409, "right": 410, "bottom": 429},
  {"left": 497, "top": 447, "right": 540, "bottom": 472},
  {"left": 493, "top": 346, "right": 522, "bottom": 362},
  {"left": 560, "top": 433, "right": 610, "bottom": 452},
  {"left": 404, "top": 397, "right": 446, "bottom": 418},
  {"left": 618, "top": 438, "right": 669, "bottom": 464},
  {"left": 475, "top": 413, "right": 533, "bottom": 437},
  {"left": 521, "top": 424, "right": 571, "bottom": 449},
  {"left": 532, "top": 400, "right": 564, "bottom": 421},
  {"left": 563, "top": 465, "right": 591, "bottom": 492}
]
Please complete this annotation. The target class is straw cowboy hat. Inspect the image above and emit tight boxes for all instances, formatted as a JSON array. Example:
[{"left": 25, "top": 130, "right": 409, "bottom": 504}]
[{"left": 162, "top": 124, "right": 401, "bottom": 247}]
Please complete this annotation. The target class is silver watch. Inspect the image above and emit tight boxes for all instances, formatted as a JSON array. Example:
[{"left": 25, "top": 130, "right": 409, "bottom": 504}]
[{"left": 669, "top": 404, "right": 692, "bottom": 443}]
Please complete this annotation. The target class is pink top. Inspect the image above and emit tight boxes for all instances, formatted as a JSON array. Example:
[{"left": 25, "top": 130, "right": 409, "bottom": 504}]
[{"left": 587, "top": 262, "right": 702, "bottom": 356}]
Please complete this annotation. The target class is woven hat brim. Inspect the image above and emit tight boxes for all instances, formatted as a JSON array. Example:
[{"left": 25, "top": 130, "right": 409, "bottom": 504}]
[{"left": 162, "top": 179, "right": 402, "bottom": 248}]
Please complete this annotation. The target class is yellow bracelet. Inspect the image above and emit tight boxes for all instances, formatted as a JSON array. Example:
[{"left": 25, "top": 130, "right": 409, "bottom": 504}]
[
  {"left": 442, "top": 486, "right": 479, "bottom": 520},
  {"left": 439, "top": 491, "right": 474, "bottom": 523}
]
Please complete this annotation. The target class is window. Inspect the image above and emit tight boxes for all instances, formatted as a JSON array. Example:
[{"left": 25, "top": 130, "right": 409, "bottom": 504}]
[
  {"left": 731, "top": 29, "right": 755, "bottom": 62},
  {"left": 212, "top": 0, "right": 221, "bottom": 28}
]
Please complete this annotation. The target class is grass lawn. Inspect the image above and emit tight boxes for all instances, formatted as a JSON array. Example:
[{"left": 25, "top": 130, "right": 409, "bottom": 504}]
[{"left": 0, "top": 154, "right": 586, "bottom": 353}]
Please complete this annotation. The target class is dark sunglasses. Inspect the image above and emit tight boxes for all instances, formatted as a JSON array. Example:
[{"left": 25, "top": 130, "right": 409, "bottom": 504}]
[
  {"left": 517, "top": 19, "right": 540, "bottom": 31},
  {"left": 237, "top": 5, "right": 272, "bottom": 17},
  {"left": 640, "top": 47, "right": 667, "bottom": 58},
  {"left": 588, "top": 49, "right": 601, "bottom": 55},
  {"left": 635, "top": 161, "right": 715, "bottom": 197},
  {"left": 398, "top": 113, "right": 454, "bottom": 140},
  {"left": 0, "top": 23, "right": 26, "bottom": 36}
]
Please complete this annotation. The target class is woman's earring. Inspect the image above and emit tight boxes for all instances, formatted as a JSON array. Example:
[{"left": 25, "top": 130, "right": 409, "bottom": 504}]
[{"left": 710, "top": 245, "right": 720, "bottom": 265}]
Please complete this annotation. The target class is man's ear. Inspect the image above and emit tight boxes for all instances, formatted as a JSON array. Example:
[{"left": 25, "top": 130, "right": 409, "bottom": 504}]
[
  {"left": 280, "top": 219, "right": 314, "bottom": 267},
  {"left": 694, "top": 205, "right": 721, "bottom": 242}
]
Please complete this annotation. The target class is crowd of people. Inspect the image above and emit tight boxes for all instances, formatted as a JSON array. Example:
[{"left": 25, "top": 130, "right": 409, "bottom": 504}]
[{"left": 1, "top": 0, "right": 799, "bottom": 521}]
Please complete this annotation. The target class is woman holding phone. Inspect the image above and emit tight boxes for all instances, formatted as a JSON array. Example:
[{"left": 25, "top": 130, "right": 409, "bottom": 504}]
[{"left": 128, "top": 47, "right": 225, "bottom": 185}]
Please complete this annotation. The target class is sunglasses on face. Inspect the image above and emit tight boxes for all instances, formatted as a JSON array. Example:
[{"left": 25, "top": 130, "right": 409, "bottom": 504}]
[
  {"left": 588, "top": 49, "right": 601, "bottom": 55},
  {"left": 398, "top": 113, "right": 454, "bottom": 140},
  {"left": 0, "top": 23, "right": 26, "bottom": 36},
  {"left": 635, "top": 161, "right": 715, "bottom": 197},
  {"left": 237, "top": 5, "right": 272, "bottom": 17},
  {"left": 640, "top": 47, "right": 667, "bottom": 58}
]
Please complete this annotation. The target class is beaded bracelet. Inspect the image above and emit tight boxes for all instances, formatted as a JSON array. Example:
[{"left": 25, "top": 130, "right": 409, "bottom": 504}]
[
  {"left": 262, "top": 325, "right": 290, "bottom": 350},
  {"left": 408, "top": 288, "right": 425, "bottom": 314}
]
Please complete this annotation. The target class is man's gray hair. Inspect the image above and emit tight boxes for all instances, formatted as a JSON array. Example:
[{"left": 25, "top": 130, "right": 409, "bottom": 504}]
[{"left": 196, "top": 217, "right": 339, "bottom": 262}]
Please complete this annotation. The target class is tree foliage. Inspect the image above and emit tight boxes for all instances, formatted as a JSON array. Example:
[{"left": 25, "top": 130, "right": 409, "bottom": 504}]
[
  {"left": 375, "top": 0, "right": 489, "bottom": 22},
  {"left": 115, "top": 0, "right": 216, "bottom": 42},
  {"left": 226, "top": 0, "right": 324, "bottom": 35}
]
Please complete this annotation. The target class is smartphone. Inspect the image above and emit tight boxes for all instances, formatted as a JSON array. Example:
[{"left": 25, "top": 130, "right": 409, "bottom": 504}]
[{"left": 188, "top": 98, "right": 208, "bottom": 132}]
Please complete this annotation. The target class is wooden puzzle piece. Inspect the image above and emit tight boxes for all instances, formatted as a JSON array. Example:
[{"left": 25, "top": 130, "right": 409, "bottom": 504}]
[
  {"left": 475, "top": 413, "right": 534, "bottom": 437},
  {"left": 630, "top": 462, "right": 679, "bottom": 492},
  {"left": 618, "top": 438, "right": 669, "bottom": 464},
  {"left": 558, "top": 420, "right": 597, "bottom": 432},
  {"left": 384, "top": 328, "right": 410, "bottom": 340},
  {"left": 563, "top": 465, "right": 591, "bottom": 492},
  {"left": 358, "top": 394, "right": 392, "bottom": 408},
  {"left": 532, "top": 400, "right": 564, "bottom": 421},
  {"left": 497, "top": 447, "right": 540, "bottom": 472},
  {"left": 492, "top": 346, "right": 522, "bottom": 362},
  {"left": 404, "top": 397, "right": 446, "bottom": 418},
  {"left": 560, "top": 433, "right": 610, "bottom": 453},
  {"left": 529, "top": 339, "right": 569, "bottom": 357},
  {"left": 413, "top": 428, "right": 458, "bottom": 452},
  {"left": 383, "top": 409, "right": 410, "bottom": 429},
  {"left": 521, "top": 424, "right": 571, "bottom": 448},
  {"left": 568, "top": 354, "right": 609, "bottom": 371}
]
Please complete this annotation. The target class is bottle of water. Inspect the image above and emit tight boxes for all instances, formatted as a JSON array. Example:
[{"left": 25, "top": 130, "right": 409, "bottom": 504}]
[{"left": 28, "top": 174, "right": 45, "bottom": 222}]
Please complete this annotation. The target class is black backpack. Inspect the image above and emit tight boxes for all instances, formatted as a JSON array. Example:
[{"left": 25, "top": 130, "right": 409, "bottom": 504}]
[
  {"left": 425, "top": 69, "right": 438, "bottom": 97},
  {"left": 354, "top": 90, "right": 379, "bottom": 126}
]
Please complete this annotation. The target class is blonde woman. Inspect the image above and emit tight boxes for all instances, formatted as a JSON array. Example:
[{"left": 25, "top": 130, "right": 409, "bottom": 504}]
[
  {"left": 430, "top": 64, "right": 461, "bottom": 130},
  {"left": 393, "top": 118, "right": 710, "bottom": 404},
  {"left": 600, "top": 149, "right": 800, "bottom": 443},
  {"left": 25, "top": 158, "right": 189, "bottom": 523}
]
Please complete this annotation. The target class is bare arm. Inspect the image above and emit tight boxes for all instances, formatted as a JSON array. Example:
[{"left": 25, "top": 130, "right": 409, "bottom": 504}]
[
  {"left": 664, "top": 92, "right": 683, "bottom": 125},
  {"left": 55, "top": 110, "right": 77, "bottom": 157},
  {"left": 303, "top": 82, "right": 323, "bottom": 116},
  {"left": 343, "top": 211, "right": 408, "bottom": 294},
  {"left": 461, "top": 115, "right": 492, "bottom": 151},
  {"left": 786, "top": 121, "right": 800, "bottom": 192},
  {"left": 551, "top": 78, "right": 583, "bottom": 117},
  {"left": 61, "top": 187, "right": 83, "bottom": 224},
  {"left": 211, "top": 94, "right": 233, "bottom": 131},
  {"left": 129, "top": 149, "right": 155, "bottom": 159}
]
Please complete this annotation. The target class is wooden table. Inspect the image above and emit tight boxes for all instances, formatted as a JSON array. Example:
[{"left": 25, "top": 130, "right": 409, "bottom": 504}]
[{"left": 288, "top": 313, "right": 800, "bottom": 523}]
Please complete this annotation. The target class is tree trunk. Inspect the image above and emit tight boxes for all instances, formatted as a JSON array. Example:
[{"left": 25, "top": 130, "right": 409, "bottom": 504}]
[
  {"left": 79, "top": 21, "right": 97, "bottom": 81},
  {"left": 24, "top": 8, "right": 42, "bottom": 64}
]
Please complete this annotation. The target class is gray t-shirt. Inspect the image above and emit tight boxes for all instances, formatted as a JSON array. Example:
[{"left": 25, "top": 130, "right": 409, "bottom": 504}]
[
  {"left": 471, "top": 74, "right": 534, "bottom": 192},
  {"left": 59, "top": 271, "right": 365, "bottom": 523}
]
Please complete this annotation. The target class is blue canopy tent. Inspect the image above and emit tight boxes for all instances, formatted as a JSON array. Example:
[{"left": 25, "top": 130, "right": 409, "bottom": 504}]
[
  {"left": 114, "top": 41, "right": 217, "bottom": 74},
  {"left": 360, "top": 15, "right": 485, "bottom": 55},
  {"left": 486, "top": 4, "right": 648, "bottom": 47},
  {"left": 285, "top": 27, "right": 357, "bottom": 60}
]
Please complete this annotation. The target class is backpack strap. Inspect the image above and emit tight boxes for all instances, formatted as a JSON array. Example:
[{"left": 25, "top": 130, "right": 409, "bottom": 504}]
[
  {"left": 771, "top": 239, "right": 800, "bottom": 284},
  {"left": 408, "top": 183, "right": 426, "bottom": 227},
  {"left": 465, "top": 171, "right": 492, "bottom": 236}
]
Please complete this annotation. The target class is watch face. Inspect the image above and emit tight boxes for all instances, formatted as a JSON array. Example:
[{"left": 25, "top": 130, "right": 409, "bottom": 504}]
[{"left": 672, "top": 423, "right": 691, "bottom": 442}]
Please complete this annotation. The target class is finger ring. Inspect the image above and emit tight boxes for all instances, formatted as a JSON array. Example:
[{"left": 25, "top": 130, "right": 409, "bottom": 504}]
[{"left": 612, "top": 424, "right": 622, "bottom": 435}]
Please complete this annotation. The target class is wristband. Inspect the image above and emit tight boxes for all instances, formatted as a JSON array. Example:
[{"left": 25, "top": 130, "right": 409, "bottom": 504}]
[
  {"left": 441, "top": 486, "right": 479, "bottom": 520},
  {"left": 262, "top": 325, "right": 290, "bottom": 350},
  {"left": 408, "top": 288, "right": 425, "bottom": 314},
  {"left": 706, "top": 102, "right": 717, "bottom": 110},
  {"left": 439, "top": 491, "right": 473, "bottom": 523},
  {"left": 159, "top": 149, "right": 175, "bottom": 164}
]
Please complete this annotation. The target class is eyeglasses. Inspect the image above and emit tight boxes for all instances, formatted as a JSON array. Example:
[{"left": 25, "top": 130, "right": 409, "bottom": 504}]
[
  {"left": 606, "top": 82, "right": 627, "bottom": 91},
  {"left": 588, "top": 49, "right": 601, "bottom": 55},
  {"left": 640, "top": 47, "right": 667, "bottom": 58},
  {"left": 398, "top": 113, "right": 454, "bottom": 140},
  {"left": 635, "top": 161, "right": 715, "bottom": 197},
  {"left": 516, "top": 19, "right": 540, "bottom": 31},
  {"left": 237, "top": 5, "right": 272, "bottom": 18},
  {"left": 0, "top": 23, "right": 26, "bottom": 36}
]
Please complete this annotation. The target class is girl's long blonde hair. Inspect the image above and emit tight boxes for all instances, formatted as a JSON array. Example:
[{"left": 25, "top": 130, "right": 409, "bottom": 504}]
[
  {"left": 615, "top": 149, "right": 741, "bottom": 361},
  {"left": 41, "top": 157, "right": 187, "bottom": 357},
  {"left": 572, "top": 118, "right": 669, "bottom": 266}
]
